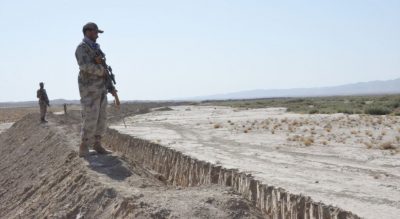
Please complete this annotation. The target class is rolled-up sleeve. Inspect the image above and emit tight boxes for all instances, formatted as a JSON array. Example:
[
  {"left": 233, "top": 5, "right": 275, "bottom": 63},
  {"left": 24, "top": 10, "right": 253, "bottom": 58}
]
[{"left": 75, "top": 46, "right": 104, "bottom": 76}]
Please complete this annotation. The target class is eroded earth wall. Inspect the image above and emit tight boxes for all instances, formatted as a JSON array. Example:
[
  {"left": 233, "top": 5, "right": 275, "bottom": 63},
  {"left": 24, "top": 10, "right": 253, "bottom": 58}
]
[{"left": 105, "top": 128, "right": 360, "bottom": 219}]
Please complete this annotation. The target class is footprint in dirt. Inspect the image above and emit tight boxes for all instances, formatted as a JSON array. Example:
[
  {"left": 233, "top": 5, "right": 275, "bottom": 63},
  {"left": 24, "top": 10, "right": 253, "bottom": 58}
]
[{"left": 85, "top": 154, "right": 132, "bottom": 181}]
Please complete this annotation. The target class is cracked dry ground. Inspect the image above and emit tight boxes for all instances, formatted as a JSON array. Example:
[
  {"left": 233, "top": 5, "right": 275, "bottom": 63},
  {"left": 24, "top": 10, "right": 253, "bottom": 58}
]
[{"left": 0, "top": 112, "right": 264, "bottom": 219}]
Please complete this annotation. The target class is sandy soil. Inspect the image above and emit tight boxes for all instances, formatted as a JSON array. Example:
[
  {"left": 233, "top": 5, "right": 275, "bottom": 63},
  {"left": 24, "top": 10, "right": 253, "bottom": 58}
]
[
  {"left": 0, "top": 105, "right": 82, "bottom": 123},
  {"left": 0, "top": 123, "right": 13, "bottom": 134},
  {"left": 0, "top": 107, "right": 38, "bottom": 123},
  {"left": 0, "top": 111, "right": 264, "bottom": 219},
  {"left": 111, "top": 105, "right": 400, "bottom": 219}
]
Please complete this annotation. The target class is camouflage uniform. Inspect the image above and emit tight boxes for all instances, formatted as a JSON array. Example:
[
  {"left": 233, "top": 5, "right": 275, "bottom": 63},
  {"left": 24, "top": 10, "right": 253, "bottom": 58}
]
[
  {"left": 37, "top": 88, "right": 49, "bottom": 121},
  {"left": 75, "top": 37, "right": 108, "bottom": 149}
]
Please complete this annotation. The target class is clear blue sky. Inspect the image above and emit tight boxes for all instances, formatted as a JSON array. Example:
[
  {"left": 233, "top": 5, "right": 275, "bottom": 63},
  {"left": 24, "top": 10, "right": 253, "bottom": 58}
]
[{"left": 0, "top": 0, "right": 399, "bottom": 102}]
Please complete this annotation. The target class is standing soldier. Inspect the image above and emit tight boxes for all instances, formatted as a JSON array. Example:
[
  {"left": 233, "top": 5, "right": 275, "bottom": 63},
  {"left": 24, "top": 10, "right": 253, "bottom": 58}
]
[
  {"left": 37, "top": 82, "right": 50, "bottom": 123},
  {"left": 75, "top": 22, "right": 112, "bottom": 157}
]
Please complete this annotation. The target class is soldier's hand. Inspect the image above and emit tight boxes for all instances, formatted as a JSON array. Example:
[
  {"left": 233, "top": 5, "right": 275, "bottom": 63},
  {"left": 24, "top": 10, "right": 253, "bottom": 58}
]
[{"left": 95, "top": 56, "right": 103, "bottom": 64}]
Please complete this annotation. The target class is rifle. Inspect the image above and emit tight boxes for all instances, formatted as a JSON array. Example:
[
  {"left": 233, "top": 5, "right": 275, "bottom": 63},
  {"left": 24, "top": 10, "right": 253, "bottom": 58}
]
[
  {"left": 104, "top": 64, "right": 120, "bottom": 107},
  {"left": 94, "top": 49, "right": 127, "bottom": 127},
  {"left": 96, "top": 51, "right": 120, "bottom": 108}
]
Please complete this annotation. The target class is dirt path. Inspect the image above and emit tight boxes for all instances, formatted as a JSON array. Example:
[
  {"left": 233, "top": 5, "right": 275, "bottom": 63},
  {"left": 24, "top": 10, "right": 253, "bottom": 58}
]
[
  {"left": 0, "top": 112, "right": 264, "bottom": 219},
  {"left": 111, "top": 105, "right": 400, "bottom": 219}
]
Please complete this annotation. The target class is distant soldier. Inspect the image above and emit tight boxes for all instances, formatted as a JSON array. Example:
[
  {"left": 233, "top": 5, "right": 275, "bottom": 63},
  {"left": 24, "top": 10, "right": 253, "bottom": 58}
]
[
  {"left": 75, "top": 22, "right": 112, "bottom": 157},
  {"left": 36, "top": 82, "right": 50, "bottom": 123},
  {"left": 63, "top": 103, "right": 67, "bottom": 115}
]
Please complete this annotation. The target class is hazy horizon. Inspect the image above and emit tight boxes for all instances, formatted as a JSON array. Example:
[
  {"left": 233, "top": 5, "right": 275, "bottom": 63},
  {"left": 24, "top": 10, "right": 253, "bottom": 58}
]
[
  {"left": 1, "top": 0, "right": 399, "bottom": 102},
  {"left": 1, "top": 77, "right": 399, "bottom": 103}
]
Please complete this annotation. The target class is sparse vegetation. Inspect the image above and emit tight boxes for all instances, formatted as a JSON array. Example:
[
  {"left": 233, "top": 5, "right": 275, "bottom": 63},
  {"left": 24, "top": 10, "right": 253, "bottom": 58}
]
[
  {"left": 308, "top": 109, "right": 319, "bottom": 114},
  {"left": 364, "top": 142, "right": 373, "bottom": 149},
  {"left": 202, "top": 98, "right": 400, "bottom": 154},
  {"left": 154, "top": 107, "right": 173, "bottom": 111},
  {"left": 202, "top": 95, "right": 400, "bottom": 115},
  {"left": 214, "top": 124, "right": 222, "bottom": 129},
  {"left": 303, "top": 136, "right": 314, "bottom": 146},
  {"left": 364, "top": 106, "right": 391, "bottom": 115},
  {"left": 380, "top": 141, "right": 396, "bottom": 150}
]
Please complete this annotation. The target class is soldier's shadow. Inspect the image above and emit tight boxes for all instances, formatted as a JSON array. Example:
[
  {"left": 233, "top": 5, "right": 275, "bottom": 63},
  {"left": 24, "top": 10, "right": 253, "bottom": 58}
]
[{"left": 85, "top": 154, "right": 132, "bottom": 181}]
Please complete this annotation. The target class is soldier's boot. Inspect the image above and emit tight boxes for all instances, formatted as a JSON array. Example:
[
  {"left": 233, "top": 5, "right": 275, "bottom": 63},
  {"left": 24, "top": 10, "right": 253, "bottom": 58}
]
[
  {"left": 93, "top": 135, "right": 111, "bottom": 155},
  {"left": 40, "top": 116, "right": 48, "bottom": 123},
  {"left": 79, "top": 142, "right": 90, "bottom": 157}
]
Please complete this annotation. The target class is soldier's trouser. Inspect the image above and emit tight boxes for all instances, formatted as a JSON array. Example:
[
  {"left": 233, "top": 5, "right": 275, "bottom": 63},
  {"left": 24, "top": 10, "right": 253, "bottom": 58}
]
[
  {"left": 39, "top": 103, "right": 47, "bottom": 121},
  {"left": 80, "top": 92, "right": 107, "bottom": 147}
]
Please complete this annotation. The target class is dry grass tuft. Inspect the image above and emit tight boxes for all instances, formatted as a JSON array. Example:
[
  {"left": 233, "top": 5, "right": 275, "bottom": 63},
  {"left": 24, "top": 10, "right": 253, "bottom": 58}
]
[
  {"left": 214, "top": 124, "right": 221, "bottom": 129},
  {"left": 380, "top": 141, "right": 396, "bottom": 150},
  {"left": 303, "top": 136, "right": 314, "bottom": 146},
  {"left": 364, "top": 142, "right": 373, "bottom": 149},
  {"left": 323, "top": 124, "right": 332, "bottom": 133},
  {"left": 365, "top": 130, "right": 373, "bottom": 137},
  {"left": 287, "top": 135, "right": 301, "bottom": 142}
]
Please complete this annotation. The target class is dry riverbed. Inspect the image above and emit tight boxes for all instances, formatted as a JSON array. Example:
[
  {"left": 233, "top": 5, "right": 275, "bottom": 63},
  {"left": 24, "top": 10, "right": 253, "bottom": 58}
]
[{"left": 111, "top": 105, "right": 400, "bottom": 219}]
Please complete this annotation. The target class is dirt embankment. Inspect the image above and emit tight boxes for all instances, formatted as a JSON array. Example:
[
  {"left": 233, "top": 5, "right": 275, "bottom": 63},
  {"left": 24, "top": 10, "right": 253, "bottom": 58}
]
[{"left": 0, "top": 112, "right": 263, "bottom": 219}]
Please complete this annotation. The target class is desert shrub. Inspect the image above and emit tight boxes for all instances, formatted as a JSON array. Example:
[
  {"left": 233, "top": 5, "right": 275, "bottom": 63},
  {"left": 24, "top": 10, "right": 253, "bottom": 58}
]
[
  {"left": 308, "top": 109, "right": 319, "bottom": 114},
  {"left": 364, "top": 142, "right": 373, "bottom": 149},
  {"left": 285, "top": 98, "right": 305, "bottom": 103},
  {"left": 380, "top": 141, "right": 396, "bottom": 150},
  {"left": 205, "top": 95, "right": 400, "bottom": 115},
  {"left": 303, "top": 139, "right": 313, "bottom": 146},
  {"left": 364, "top": 106, "right": 391, "bottom": 115},
  {"left": 138, "top": 107, "right": 150, "bottom": 114},
  {"left": 337, "top": 108, "right": 353, "bottom": 114},
  {"left": 303, "top": 136, "right": 314, "bottom": 146},
  {"left": 389, "top": 101, "right": 400, "bottom": 108},
  {"left": 155, "top": 107, "right": 173, "bottom": 111}
]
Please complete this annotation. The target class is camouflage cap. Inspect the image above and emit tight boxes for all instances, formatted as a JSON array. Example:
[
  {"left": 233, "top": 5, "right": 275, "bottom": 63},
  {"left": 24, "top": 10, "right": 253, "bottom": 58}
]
[{"left": 82, "top": 22, "right": 104, "bottom": 33}]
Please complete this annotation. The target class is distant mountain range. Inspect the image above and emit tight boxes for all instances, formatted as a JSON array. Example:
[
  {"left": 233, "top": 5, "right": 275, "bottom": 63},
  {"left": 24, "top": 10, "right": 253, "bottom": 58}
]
[
  {"left": 2, "top": 78, "right": 400, "bottom": 107},
  {"left": 188, "top": 78, "right": 400, "bottom": 100}
]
